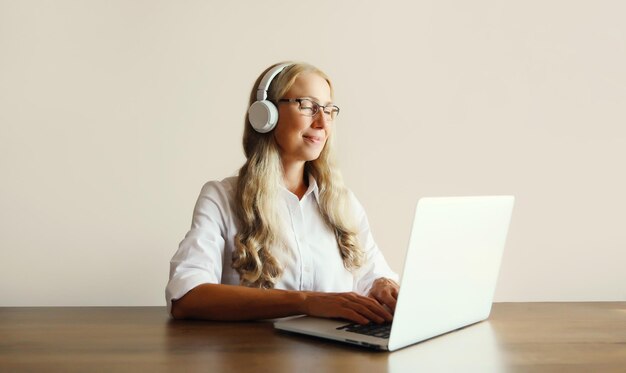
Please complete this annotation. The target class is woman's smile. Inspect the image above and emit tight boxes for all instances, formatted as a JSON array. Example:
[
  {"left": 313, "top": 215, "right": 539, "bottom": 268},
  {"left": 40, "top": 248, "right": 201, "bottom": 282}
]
[{"left": 303, "top": 135, "right": 323, "bottom": 144}]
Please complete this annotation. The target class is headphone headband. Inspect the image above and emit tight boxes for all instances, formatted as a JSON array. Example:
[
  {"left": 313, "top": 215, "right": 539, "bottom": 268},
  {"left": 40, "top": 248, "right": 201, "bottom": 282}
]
[{"left": 255, "top": 63, "right": 293, "bottom": 101}]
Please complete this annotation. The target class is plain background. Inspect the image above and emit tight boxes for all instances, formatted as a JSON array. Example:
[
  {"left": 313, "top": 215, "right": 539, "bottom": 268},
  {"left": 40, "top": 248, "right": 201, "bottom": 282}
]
[{"left": 1, "top": 0, "right": 624, "bottom": 306}]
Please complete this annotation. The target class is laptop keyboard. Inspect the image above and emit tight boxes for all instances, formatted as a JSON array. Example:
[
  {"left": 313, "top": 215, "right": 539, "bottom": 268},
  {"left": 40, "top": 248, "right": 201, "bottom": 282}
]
[{"left": 336, "top": 322, "right": 392, "bottom": 339}]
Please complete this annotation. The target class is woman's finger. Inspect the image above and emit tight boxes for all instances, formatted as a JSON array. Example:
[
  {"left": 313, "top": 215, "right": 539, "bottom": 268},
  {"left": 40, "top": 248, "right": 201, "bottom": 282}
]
[
  {"left": 390, "top": 286, "right": 399, "bottom": 299},
  {"left": 377, "top": 291, "right": 397, "bottom": 313},
  {"left": 341, "top": 309, "right": 371, "bottom": 325},
  {"left": 348, "top": 303, "right": 386, "bottom": 324},
  {"left": 353, "top": 294, "right": 394, "bottom": 321}
]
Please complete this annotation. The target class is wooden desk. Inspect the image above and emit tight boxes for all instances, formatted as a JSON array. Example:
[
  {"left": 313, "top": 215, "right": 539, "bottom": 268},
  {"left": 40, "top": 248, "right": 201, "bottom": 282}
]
[{"left": 1, "top": 303, "right": 625, "bottom": 372}]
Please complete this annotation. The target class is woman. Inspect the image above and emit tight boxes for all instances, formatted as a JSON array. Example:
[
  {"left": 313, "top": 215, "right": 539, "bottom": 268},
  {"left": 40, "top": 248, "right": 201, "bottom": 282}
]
[{"left": 166, "top": 61, "right": 399, "bottom": 325}]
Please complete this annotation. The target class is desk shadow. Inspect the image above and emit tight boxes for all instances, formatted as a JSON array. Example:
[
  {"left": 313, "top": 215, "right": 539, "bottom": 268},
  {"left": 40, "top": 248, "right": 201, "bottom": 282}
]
[
  {"left": 388, "top": 321, "right": 507, "bottom": 373},
  {"left": 163, "top": 319, "right": 506, "bottom": 372},
  {"left": 164, "top": 318, "right": 388, "bottom": 371}
]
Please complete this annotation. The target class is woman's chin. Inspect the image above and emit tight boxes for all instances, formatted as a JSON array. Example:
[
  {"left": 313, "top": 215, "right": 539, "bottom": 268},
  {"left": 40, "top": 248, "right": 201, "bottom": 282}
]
[{"left": 304, "top": 151, "right": 323, "bottom": 162}]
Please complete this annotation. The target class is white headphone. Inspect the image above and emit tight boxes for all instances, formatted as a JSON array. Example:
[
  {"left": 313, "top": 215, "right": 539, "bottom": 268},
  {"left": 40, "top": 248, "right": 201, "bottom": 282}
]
[{"left": 248, "top": 63, "right": 294, "bottom": 133}]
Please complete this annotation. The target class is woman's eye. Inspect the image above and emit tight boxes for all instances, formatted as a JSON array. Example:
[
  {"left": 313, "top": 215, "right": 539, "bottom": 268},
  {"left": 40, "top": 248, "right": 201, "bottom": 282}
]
[{"left": 297, "top": 99, "right": 320, "bottom": 116}]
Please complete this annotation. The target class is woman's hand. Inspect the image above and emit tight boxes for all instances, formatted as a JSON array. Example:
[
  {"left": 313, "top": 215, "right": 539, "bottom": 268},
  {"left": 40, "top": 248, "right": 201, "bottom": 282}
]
[
  {"left": 368, "top": 277, "right": 400, "bottom": 313},
  {"left": 301, "top": 291, "right": 394, "bottom": 325}
]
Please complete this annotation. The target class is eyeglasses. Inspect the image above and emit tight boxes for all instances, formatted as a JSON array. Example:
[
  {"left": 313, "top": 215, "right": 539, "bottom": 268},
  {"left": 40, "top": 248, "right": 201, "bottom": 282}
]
[{"left": 278, "top": 98, "right": 340, "bottom": 121}]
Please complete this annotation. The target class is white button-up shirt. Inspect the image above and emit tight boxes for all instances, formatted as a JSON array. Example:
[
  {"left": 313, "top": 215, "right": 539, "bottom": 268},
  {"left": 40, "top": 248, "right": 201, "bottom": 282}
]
[{"left": 165, "top": 175, "right": 398, "bottom": 314}]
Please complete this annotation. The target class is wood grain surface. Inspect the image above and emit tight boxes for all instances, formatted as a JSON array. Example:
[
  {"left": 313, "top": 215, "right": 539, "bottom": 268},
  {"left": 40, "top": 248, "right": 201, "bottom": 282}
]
[{"left": 1, "top": 302, "right": 625, "bottom": 372}]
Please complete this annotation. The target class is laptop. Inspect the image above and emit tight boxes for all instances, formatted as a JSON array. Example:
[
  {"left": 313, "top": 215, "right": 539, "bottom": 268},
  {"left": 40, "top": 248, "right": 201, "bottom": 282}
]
[{"left": 274, "top": 195, "right": 515, "bottom": 351}]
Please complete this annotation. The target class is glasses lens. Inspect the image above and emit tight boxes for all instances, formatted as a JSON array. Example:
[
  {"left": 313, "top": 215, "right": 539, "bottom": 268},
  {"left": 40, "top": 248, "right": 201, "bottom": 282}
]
[
  {"left": 298, "top": 99, "right": 317, "bottom": 116},
  {"left": 325, "top": 106, "right": 339, "bottom": 120}
]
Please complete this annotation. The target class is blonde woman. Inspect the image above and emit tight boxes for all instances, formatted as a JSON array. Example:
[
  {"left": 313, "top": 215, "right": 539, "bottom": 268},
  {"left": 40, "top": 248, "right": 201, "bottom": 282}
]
[{"left": 166, "top": 62, "right": 399, "bottom": 325}]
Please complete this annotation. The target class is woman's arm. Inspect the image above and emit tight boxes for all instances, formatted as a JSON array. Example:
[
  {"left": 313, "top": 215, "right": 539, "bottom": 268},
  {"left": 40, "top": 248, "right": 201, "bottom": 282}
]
[{"left": 171, "top": 283, "right": 393, "bottom": 325}]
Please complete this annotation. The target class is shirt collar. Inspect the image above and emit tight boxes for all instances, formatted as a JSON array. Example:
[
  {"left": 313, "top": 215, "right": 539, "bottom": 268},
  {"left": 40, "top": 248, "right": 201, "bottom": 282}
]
[
  {"left": 305, "top": 173, "right": 320, "bottom": 202},
  {"left": 279, "top": 173, "right": 320, "bottom": 202}
]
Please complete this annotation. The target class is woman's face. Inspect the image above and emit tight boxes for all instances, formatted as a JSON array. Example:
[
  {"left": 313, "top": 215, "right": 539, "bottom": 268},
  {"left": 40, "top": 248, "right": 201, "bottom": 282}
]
[{"left": 274, "top": 72, "right": 333, "bottom": 165}]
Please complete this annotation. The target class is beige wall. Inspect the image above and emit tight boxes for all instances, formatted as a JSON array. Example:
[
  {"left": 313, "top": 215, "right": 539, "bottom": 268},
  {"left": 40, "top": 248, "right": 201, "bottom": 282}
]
[{"left": 1, "top": 0, "right": 624, "bottom": 306}]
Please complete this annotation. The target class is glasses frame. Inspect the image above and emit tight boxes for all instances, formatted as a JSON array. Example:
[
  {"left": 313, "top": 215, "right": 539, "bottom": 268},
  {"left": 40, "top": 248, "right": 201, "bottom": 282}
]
[{"left": 278, "top": 98, "right": 340, "bottom": 120}]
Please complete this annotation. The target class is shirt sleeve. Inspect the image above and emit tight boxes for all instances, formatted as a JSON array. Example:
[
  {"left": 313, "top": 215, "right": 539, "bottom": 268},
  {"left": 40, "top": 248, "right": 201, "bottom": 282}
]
[
  {"left": 349, "top": 191, "right": 400, "bottom": 295},
  {"left": 165, "top": 180, "right": 231, "bottom": 315}
]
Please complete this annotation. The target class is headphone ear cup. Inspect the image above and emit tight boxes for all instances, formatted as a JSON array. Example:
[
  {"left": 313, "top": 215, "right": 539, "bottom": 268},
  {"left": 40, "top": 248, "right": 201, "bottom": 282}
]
[{"left": 248, "top": 100, "right": 279, "bottom": 133}]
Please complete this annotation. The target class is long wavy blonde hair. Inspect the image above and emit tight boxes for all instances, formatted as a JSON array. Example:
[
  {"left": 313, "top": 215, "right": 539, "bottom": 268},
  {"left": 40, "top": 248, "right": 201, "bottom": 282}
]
[{"left": 232, "top": 62, "right": 364, "bottom": 288}]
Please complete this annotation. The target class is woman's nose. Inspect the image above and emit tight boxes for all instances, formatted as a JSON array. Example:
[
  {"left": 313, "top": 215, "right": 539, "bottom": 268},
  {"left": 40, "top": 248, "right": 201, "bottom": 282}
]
[{"left": 312, "top": 110, "right": 330, "bottom": 128}]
